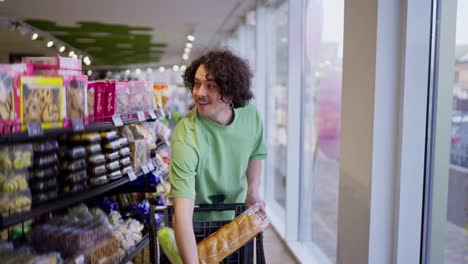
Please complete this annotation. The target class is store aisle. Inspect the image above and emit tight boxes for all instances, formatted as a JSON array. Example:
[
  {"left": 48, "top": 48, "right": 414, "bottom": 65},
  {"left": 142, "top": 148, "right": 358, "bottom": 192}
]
[{"left": 262, "top": 228, "right": 299, "bottom": 264}]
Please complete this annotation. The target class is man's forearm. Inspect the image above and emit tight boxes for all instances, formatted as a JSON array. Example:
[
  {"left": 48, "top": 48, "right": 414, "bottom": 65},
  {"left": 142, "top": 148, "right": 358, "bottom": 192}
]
[
  {"left": 174, "top": 215, "right": 198, "bottom": 263},
  {"left": 173, "top": 197, "right": 198, "bottom": 263}
]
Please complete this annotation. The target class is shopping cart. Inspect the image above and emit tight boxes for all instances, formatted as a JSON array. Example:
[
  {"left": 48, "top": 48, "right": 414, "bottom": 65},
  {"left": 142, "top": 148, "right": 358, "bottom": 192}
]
[{"left": 153, "top": 200, "right": 266, "bottom": 264}]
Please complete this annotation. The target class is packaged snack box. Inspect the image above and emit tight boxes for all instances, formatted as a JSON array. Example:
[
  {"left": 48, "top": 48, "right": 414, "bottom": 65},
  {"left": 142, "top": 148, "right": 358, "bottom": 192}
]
[
  {"left": 22, "top": 56, "right": 82, "bottom": 71},
  {"left": 63, "top": 75, "right": 88, "bottom": 126},
  {"left": 19, "top": 76, "right": 64, "bottom": 130},
  {"left": 0, "top": 63, "right": 33, "bottom": 133}
]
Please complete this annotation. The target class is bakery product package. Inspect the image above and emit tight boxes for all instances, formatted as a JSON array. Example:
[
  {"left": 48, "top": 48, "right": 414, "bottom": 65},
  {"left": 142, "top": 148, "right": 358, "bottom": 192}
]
[
  {"left": 0, "top": 63, "right": 33, "bottom": 133},
  {"left": 197, "top": 203, "right": 270, "bottom": 264},
  {"left": 19, "top": 76, "right": 64, "bottom": 130},
  {"left": 63, "top": 75, "right": 88, "bottom": 126}
]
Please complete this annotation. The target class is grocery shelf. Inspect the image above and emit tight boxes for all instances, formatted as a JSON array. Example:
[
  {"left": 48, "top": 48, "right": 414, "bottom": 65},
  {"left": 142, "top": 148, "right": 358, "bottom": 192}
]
[
  {"left": 0, "top": 115, "right": 158, "bottom": 144},
  {"left": 0, "top": 171, "right": 145, "bottom": 229},
  {"left": 155, "top": 140, "right": 168, "bottom": 152},
  {"left": 119, "top": 233, "right": 150, "bottom": 264}
]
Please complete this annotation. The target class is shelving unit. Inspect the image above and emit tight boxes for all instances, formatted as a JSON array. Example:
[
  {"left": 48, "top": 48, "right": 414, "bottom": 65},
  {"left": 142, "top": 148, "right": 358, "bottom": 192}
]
[
  {"left": 0, "top": 170, "right": 145, "bottom": 229},
  {"left": 0, "top": 111, "right": 168, "bottom": 263},
  {"left": 0, "top": 115, "right": 158, "bottom": 144}
]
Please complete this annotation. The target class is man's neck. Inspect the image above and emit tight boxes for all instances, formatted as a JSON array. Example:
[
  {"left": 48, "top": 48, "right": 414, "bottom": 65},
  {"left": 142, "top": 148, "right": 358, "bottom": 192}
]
[{"left": 214, "top": 107, "right": 233, "bottom": 126}]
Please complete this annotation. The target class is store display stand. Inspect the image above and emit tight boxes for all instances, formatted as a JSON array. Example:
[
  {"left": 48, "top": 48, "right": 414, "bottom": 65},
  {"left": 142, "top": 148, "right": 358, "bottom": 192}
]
[{"left": 0, "top": 113, "right": 163, "bottom": 263}]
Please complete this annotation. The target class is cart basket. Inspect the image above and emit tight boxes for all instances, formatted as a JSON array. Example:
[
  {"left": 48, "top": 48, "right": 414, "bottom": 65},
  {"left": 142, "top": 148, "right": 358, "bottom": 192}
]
[{"left": 155, "top": 203, "right": 266, "bottom": 264}]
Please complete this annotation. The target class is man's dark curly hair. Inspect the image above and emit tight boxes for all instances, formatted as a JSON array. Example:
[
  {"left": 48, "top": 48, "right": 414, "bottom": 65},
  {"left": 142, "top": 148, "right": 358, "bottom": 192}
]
[{"left": 182, "top": 49, "right": 254, "bottom": 108}]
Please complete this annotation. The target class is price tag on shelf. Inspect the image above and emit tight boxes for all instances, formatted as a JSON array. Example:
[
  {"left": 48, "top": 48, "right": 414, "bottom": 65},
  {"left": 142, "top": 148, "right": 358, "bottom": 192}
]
[
  {"left": 128, "top": 170, "right": 137, "bottom": 181},
  {"left": 71, "top": 119, "right": 85, "bottom": 132},
  {"left": 137, "top": 111, "right": 146, "bottom": 121},
  {"left": 148, "top": 111, "right": 157, "bottom": 120},
  {"left": 112, "top": 115, "right": 123, "bottom": 127},
  {"left": 27, "top": 122, "right": 43, "bottom": 136},
  {"left": 147, "top": 162, "right": 155, "bottom": 171},
  {"left": 141, "top": 165, "right": 150, "bottom": 174}
]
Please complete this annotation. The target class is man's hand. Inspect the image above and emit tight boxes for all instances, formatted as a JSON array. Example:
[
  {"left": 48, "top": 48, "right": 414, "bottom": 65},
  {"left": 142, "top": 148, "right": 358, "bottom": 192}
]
[{"left": 246, "top": 190, "right": 267, "bottom": 215}]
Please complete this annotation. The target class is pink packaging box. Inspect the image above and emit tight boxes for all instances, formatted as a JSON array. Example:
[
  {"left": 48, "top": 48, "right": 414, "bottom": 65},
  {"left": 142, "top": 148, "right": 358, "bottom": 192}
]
[
  {"left": 0, "top": 63, "right": 33, "bottom": 134},
  {"left": 34, "top": 69, "right": 82, "bottom": 76},
  {"left": 130, "top": 81, "right": 154, "bottom": 113},
  {"left": 115, "top": 81, "right": 131, "bottom": 117},
  {"left": 92, "top": 81, "right": 107, "bottom": 123},
  {"left": 104, "top": 81, "right": 116, "bottom": 122},
  {"left": 63, "top": 75, "right": 89, "bottom": 127},
  {"left": 87, "top": 81, "right": 105, "bottom": 123},
  {"left": 22, "top": 56, "right": 82, "bottom": 71}
]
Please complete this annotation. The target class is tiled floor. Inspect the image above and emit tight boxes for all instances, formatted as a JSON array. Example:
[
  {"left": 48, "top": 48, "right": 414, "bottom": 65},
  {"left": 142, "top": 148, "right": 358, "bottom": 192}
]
[{"left": 262, "top": 228, "right": 299, "bottom": 264}]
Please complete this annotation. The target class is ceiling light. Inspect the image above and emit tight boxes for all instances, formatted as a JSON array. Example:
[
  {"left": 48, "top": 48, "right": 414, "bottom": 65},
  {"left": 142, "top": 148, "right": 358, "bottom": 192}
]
[
  {"left": 125, "top": 69, "right": 131, "bottom": 75},
  {"left": 135, "top": 68, "right": 141, "bottom": 75},
  {"left": 72, "top": 54, "right": 78, "bottom": 59},
  {"left": 47, "top": 41, "right": 54, "bottom": 47},
  {"left": 159, "top": 67, "right": 165, "bottom": 72},
  {"left": 182, "top": 54, "right": 189, "bottom": 60},
  {"left": 69, "top": 51, "right": 75, "bottom": 57},
  {"left": 180, "top": 65, "right": 187, "bottom": 71},
  {"left": 31, "top": 33, "right": 38, "bottom": 40},
  {"left": 172, "top": 65, "right": 179, "bottom": 72},
  {"left": 146, "top": 68, "right": 152, "bottom": 73},
  {"left": 59, "top": 46, "right": 66, "bottom": 52},
  {"left": 87, "top": 70, "right": 93, "bottom": 76},
  {"left": 185, "top": 43, "right": 193, "bottom": 48},
  {"left": 187, "top": 35, "right": 195, "bottom": 42},
  {"left": 83, "top": 56, "right": 91, "bottom": 65},
  {"left": 184, "top": 47, "right": 190, "bottom": 53}
]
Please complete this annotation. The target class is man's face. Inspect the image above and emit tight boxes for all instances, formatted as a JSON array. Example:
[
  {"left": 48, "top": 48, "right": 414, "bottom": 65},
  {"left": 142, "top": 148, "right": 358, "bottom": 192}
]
[{"left": 192, "top": 64, "right": 229, "bottom": 121}]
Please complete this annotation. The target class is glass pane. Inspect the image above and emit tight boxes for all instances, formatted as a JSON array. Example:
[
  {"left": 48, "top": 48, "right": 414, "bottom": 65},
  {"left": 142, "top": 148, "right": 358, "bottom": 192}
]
[
  {"left": 265, "top": 1, "right": 288, "bottom": 209},
  {"left": 445, "top": 1, "right": 468, "bottom": 263},
  {"left": 299, "top": 0, "right": 344, "bottom": 262}
]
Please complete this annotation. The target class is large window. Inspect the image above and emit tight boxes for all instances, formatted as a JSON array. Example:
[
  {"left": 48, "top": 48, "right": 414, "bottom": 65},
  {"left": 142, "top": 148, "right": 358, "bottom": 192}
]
[
  {"left": 425, "top": 0, "right": 468, "bottom": 263},
  {"left": 299, "top": 0, "right": 343, "bottom": 262},
  {"left": 264, "top": 0, "right": 289, "bottom": 213}
]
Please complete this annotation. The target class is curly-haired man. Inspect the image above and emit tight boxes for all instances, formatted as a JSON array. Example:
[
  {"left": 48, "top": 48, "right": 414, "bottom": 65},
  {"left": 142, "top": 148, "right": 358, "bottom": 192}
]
[{"left": 168, "top": 49, "right": 267, "bottom": 263}]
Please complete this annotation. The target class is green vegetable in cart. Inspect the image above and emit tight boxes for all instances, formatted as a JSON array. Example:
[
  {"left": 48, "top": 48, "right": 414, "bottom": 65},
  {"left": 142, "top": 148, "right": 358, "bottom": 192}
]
[{"left": 157, "top": 227, "right": 183, "bottom": 264}]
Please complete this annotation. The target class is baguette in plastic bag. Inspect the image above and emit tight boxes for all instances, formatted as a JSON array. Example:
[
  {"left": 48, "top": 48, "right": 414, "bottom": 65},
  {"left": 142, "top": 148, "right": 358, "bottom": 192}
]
[{"left": 197, "top": 203, "right": 270, "bottom": 264}]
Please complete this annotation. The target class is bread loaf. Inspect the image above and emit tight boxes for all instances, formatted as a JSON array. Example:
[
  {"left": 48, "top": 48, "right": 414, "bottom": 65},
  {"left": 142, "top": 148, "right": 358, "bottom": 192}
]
[{"left": 197, "top": 204, "right": 269, "bottom": 264}]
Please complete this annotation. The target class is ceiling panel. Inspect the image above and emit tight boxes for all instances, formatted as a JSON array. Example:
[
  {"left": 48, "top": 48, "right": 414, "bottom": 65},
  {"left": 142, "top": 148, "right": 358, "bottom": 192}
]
[{"left": 0, "top": 0, "right": 256, "bottom": 67}]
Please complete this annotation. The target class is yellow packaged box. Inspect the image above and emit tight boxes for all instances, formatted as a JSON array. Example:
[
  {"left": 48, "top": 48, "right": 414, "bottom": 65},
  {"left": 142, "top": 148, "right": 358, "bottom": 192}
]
[{"left": 19, "top": 76, "right": 64, "bottom": 130}]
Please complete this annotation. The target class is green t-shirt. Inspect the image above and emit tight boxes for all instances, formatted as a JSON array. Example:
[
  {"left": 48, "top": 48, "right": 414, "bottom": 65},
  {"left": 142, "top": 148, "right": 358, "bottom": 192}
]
[{"left": 169, "top": 104, "right": 267, "bottom": 220}]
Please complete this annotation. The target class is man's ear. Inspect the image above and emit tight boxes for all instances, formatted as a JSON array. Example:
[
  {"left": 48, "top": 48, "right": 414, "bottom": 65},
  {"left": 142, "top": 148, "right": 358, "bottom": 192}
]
[{"left": 219, "top": 95, "right": 233, "bottom": 104}]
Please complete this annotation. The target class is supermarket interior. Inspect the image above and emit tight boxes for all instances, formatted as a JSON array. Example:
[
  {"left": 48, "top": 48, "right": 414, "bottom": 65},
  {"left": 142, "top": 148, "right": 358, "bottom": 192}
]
[{"left": 0, "top": 0, "right": 467, "bottom": 263}]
